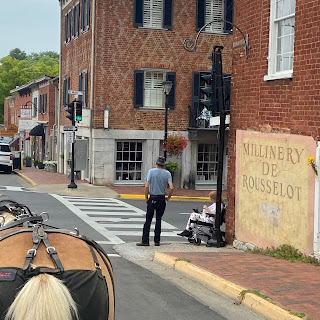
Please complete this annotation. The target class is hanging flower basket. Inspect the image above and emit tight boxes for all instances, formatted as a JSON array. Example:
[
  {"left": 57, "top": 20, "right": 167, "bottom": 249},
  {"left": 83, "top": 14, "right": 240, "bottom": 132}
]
[{"left": 165, "top": 133, "right": 188, "bottom": 157}]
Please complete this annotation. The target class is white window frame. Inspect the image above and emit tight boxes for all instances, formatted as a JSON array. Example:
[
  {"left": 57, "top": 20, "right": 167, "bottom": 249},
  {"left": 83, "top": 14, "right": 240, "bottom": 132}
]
[
  {"left": 264, "top": 0, "right": 296, "bottom": 81},
  {"left": 143, "top": 0, "right": 163, "bottom": 29},
  {"left": 143, "top": 70, "right": 166, "bottom": 109},
  {"left": 204, "top": 0, "right": 224, "bottom": 34}
]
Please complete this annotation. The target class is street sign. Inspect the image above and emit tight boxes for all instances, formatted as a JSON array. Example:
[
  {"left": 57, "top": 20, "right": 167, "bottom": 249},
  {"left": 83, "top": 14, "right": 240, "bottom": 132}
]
[
  {"left": 66, "top": 132, "right": 74, "bottom": 144},
  {"left": 68, "top": 90, "right": 83, "bottom": 96},
  {"left": 63, "top": 126, "right": 78, "bottom": 131}
]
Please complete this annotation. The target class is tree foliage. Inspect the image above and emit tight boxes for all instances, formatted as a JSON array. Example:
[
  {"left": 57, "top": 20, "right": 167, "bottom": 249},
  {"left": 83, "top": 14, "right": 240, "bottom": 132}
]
[{"left": 0, "top": 49, "right": 59, "bottom": 124}]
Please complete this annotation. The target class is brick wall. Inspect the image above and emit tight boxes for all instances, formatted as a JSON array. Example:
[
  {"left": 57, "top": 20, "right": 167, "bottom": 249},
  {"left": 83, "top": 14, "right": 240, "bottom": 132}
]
[
  {"left": 226, "top": 0, "right": 320, "bottom": 243},
  {"left": 60, "top": 0, "right": 233, "bottom": 130}
]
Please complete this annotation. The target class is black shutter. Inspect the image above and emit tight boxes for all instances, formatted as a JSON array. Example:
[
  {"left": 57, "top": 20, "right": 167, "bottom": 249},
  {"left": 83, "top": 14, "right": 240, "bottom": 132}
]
[
  {"left": 163, "top": 0, "right": 173, "bottom": 29},
  {"left": 134, "top": 70, "right": 144, "bottom": 108},
  {"left": 166, "top": 72, "right": 176, "bottom": 110},
  {"left": 134, "top": 0, "right": 144, "bottom": 27},
  {"left": 65, "top": 14, "right": 68, "bottom": 42},
  {"left": 224, "top": 0, "right": 233, "bottom": 33},
  {"left": 81, "top": 0, "right": 85, "bottom": 31},
  {"left": 87, "top": 0, "right": 90, "bottom": 28},
  {"left": 223, "top": 73, "right": 231, "bottom": 111},
  {"left": 63, "top": 78, "right": 66, "bottom": 106},
  {"left": 78, "top": 73, "right": 83, "bottom": 102},
  {"left": 191, "top": 72, "right": 200, "bottom": 117},
  {"left": 84, "top": 72, "right": 88, "bottom": 107},
  {"left": 196, "top": 0, "right": 205, "bottom": 31},
  {"left": 67, "top": 77, "right": 70, "bottom": 103},
  {"left": 44, "top": 94, "right": 47, "bottom": 113}
]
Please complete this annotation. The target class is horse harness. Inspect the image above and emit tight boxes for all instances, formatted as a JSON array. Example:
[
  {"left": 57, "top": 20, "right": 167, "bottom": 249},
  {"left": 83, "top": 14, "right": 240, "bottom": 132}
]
[{"left": 0, "top": 214, "right": 114, "bottom": 320}]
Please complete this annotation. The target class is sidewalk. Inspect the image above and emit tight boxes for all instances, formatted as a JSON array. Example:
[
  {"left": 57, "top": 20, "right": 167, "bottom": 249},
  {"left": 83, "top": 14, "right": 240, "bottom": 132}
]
[
  {"left": 13, "top": 167, "right": 320, "bottom": 320},
  {"left": 14, "top": 166, "right": 216, "bottom": 200}
]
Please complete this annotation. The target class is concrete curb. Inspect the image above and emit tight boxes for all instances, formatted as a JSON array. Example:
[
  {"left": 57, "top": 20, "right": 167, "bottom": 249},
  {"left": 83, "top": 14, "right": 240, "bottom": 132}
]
[
  {"left": 119, "top": 194, "right": 208, "bottom": 202},
  {"left": 14, "top": 171, "right": 37, "bottom": 186},
  {"left": 154, "top": 252, "right": 301, "bottom": 320}
]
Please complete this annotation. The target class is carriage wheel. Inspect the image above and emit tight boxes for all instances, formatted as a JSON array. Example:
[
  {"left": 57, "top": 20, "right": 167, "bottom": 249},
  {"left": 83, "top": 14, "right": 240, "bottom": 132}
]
[
  {"left": 193, "top": 238, "right": 201, "bottom": 246},
  {"left": 187, "top": 237, "right": 193, "bottom": 243}
]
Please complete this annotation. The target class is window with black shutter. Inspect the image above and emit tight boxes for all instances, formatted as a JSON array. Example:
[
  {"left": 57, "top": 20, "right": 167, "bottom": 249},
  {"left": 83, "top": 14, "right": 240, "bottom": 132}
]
[
  {"left": 134, "top": 0, "right": 173, "bottom": 29},
  {"left": 133, "top": 69, "right": 176, "bottom": 109},
  {"left": 78, "top": 70, "right": 88, "bottom": 107},
  {"left": 196, "top": 0, "right": 233, "bottom": 33},
  {"left": 72, "top": 2, "right": 80, "bottom": 38},
  {"left": 81, "top": 0, "right": 90, "bottom": 32}
]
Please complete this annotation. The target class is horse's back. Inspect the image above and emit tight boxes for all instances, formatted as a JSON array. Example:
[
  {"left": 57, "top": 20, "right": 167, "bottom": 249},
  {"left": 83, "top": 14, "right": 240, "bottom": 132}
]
[{"left": 0, "top": 228, "right": 115, "bottom": 320}]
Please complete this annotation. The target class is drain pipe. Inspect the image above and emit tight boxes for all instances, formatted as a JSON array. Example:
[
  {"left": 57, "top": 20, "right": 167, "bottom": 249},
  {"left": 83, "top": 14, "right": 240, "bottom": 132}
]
[{"left": 89, "top": 0, "right": 96, "bottom": 184}]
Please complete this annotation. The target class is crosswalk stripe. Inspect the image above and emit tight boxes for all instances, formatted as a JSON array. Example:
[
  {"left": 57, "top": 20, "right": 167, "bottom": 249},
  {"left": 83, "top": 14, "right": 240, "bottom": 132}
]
[{"left": 51, "top": 194, "right": 180, "bottom": 245}]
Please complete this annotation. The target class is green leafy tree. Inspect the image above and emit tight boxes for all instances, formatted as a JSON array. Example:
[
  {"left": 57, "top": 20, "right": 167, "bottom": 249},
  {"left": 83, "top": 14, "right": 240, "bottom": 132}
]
[
  {"left": 9, "top": 48, "right": 27, "bottom": 60},
  {"left": 0, "top": 49, "right": 59, "bottom": 124}
]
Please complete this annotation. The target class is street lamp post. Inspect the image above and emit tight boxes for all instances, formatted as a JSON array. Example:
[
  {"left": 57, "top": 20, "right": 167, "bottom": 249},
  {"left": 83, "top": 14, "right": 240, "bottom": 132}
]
[{"left": 162, "top": 81, "right": 173, "bottom": 161}]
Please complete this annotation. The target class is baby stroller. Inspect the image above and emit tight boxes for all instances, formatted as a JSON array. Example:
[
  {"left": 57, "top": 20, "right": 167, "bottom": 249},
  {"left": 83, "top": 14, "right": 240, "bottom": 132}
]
[{"left": 187, "top": 206, "right": 226, "bottom": 247}]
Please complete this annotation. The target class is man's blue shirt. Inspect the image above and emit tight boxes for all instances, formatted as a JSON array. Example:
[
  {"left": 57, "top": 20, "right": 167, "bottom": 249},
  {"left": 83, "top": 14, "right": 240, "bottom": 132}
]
[{"left": 146, "top": 168, "right": 172, "bottom": 195}]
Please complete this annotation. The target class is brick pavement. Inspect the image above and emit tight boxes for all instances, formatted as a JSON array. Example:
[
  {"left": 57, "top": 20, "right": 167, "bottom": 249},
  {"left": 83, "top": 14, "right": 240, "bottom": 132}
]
[{"left": 165, "top": 251, "right": 320, "bottom": 320}]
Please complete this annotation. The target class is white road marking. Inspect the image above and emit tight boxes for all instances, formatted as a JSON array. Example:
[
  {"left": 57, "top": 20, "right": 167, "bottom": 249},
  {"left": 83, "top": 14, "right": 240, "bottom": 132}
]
[{"left": 51, "top": 194, "right": 180, "bottom": 245}]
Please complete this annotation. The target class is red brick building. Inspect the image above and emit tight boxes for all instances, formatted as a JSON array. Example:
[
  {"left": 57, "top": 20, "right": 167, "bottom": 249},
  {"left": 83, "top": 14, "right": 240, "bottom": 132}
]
[
  {"left": 58, "top": 0, "right": 234, "bottom": 188},
  {"left": 227, "top": 0, "right": 320, "bottom": 255},
  {"left": 4, "top": 76, "right": 58, "bottom": 162}
]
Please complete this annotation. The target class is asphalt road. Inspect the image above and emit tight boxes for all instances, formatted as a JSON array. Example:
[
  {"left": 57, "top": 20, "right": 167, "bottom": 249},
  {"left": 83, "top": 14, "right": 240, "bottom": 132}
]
[{"left": 0, "top": 173, "right": 264, "bottom": 320}]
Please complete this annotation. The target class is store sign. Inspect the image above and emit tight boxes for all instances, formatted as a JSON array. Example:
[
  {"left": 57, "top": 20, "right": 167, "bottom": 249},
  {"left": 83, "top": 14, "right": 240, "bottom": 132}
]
[
  {"left": 235, "top": 130, "right": 316, "bottom": 253},
  {"left": 20, "top": 109, "right": 32, "bottom": 118},
  {"left": 19, "top": 120, "right": 35, "bottom": 131}
]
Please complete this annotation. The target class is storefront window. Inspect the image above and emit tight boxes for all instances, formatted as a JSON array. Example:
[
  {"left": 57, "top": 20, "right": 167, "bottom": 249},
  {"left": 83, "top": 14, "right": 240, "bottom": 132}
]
[
  {"left": 197, "top": 143, "right": 218, "bottom": 181},
  {"left": 116, "top": 141, "right": 143, "bottom": 181}
]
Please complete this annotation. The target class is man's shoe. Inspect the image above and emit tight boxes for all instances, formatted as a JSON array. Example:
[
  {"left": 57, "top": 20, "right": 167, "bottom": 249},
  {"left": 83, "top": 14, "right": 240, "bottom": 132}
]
[
  {"left": 177, "top": 229, "right": 193, "bottom": 237},
  {"left": 136, "top": 242, "right": 150, "bottom": 246},
  {"left": 155, "top": 242, "right": 160, "bottom": 246}
]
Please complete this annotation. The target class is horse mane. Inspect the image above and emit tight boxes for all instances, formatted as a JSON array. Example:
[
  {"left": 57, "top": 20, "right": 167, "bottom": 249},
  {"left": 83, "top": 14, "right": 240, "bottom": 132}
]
[{"left": 5, "top": 273, "right": 79, "bottom": 320}]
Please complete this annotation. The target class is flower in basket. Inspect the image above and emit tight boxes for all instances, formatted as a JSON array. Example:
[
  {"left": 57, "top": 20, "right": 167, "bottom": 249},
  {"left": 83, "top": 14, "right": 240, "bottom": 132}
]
[
  {"left": 165, "top": 133, "right": 188, "bottom": 157},
  {"left": 308, "top": 157, "right": 318, "bottom": 178}
]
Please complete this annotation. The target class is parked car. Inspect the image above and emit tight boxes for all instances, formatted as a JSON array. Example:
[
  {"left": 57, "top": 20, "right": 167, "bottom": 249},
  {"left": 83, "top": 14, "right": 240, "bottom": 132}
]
[{"left": 0, "top": 143, "right": 13, "bottom": 174}]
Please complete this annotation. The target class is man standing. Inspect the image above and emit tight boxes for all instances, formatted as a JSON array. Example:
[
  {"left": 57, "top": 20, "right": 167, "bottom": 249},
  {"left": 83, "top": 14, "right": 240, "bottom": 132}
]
[{"left": 136, "top": 156, "right": 174, "bottom": 247}]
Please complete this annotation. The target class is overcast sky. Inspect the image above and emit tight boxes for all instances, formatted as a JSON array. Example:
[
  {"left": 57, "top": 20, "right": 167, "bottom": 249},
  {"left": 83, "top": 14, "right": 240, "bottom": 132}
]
[{"left": 0, "top": 0, "right": 60, "bottom": 59}]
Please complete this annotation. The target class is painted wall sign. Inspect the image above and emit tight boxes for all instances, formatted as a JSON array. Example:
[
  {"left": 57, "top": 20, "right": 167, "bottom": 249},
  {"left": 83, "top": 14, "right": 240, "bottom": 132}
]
[{"left": 235, "top": 130, "right": 316, "bottom": 253}]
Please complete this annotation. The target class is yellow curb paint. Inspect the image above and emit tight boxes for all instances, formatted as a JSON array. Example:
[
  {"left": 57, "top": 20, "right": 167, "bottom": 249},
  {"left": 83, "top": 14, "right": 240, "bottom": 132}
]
[
  {"left": 154, "top": 253, "right": 301, "bottom": 320},
  {"left": 119, "top": 194, "right": 208, "bottom": 202},
  {"left": 242, "top": 293, "right": 301, "bottom": 320},
  {"left": 16, "top": 173, "right": 37, "bottom": 186}
]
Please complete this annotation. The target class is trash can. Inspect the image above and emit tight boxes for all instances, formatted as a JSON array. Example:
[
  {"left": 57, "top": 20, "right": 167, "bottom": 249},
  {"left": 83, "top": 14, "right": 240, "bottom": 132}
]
[{"left": 12, "top": 151, "right": 22, "bottom": 170}]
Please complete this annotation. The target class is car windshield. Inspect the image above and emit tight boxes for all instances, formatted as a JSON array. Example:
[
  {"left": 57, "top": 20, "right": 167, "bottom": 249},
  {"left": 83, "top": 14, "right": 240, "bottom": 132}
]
[{"left": 0, "top": 145, "right": 11, "bottom": 152}]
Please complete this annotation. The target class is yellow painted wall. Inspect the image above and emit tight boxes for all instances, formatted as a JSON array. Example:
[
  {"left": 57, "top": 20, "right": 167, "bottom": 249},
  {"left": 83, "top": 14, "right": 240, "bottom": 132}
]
[{"left": 235, "top": 131, "right": 316, "bottom": 254}]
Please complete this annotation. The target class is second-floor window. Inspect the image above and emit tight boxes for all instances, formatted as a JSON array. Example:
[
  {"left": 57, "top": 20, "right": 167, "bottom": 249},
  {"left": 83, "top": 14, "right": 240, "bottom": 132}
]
[
  {"left": 63, "top": 76, "right": 70, "bottom": 106},
  {"left": 78, "top": 70, "right": 88, "bottom": 108},
  {"left": 33, "top": 97, "right": 37, "bottom": 117},
  {"left": 65, "top": 10, "right": 72, "bottom": 43},
  {"left": 134, "top": 0, "right": 173, "bottom": 29},
  {"left": 134, "top": 69, "right": 176, "bottom": 109},
  {"left": 39, "top": 94, "right": 47, "bottom": 114},
  {"left": 265, "top": 0, "right": 296, "bottom": 80}
]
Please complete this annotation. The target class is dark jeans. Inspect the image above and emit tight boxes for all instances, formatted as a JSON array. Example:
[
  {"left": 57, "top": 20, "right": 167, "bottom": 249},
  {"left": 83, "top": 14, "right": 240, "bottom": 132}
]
[{"left": 142, "top": 196, "right": 166, "bottom": 244}]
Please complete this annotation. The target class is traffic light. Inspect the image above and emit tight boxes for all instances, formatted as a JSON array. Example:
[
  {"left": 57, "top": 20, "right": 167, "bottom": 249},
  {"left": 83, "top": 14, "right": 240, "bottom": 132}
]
[
  {"left": 200, "top": 72, "right": 213, "bottom": 109},
  {"left": 75, "top": 101, "right": 82, "bottom": 122},
  {"left": 65, "top": 101, "right": 75, "bottom": 122}
]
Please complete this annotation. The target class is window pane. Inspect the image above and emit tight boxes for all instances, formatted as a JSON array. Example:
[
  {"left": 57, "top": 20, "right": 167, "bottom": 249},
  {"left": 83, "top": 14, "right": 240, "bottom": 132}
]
[
  {"left": 205, "top": 0, "right": 224, "bottom": 33},
  {"left": 115, "top": 141, "right": 143, "bottom": 182}
]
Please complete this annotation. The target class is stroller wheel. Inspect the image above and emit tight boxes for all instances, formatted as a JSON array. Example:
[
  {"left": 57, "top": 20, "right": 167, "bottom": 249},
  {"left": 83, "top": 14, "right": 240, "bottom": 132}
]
[
  {"left": 187, "top": 237, "right": 194, "bottom": 243},
  {"left": 193, "top": 238, "right": 201, "bottom": 246}
]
